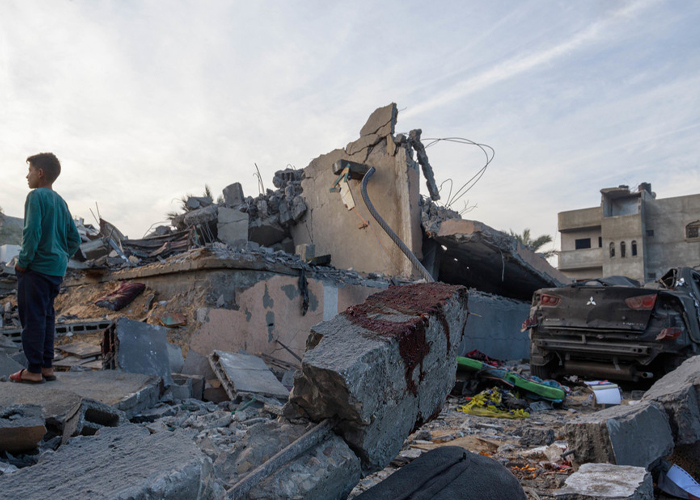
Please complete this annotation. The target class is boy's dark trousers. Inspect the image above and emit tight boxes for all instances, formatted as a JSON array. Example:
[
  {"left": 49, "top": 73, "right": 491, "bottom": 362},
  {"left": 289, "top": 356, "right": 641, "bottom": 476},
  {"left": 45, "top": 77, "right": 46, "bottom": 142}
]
[{"left": 17, "top": 268, "right": 63, "bottom": 374}]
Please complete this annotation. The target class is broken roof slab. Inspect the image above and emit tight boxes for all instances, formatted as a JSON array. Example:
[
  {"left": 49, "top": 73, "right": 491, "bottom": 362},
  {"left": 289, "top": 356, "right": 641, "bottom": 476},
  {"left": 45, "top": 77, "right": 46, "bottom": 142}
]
[
  {"left": 0, "top": 371, "right": 160, "bottom": 426},
  {"left": 430, "top": 219, "right": 570, "bottom": 301}
]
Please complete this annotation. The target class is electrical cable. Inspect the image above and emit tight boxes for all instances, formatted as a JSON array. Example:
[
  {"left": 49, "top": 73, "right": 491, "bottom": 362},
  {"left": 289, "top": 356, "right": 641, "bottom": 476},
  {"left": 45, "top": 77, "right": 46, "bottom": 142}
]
[{"left": 360, "top": 167, "right": 434, "bottom": 282}]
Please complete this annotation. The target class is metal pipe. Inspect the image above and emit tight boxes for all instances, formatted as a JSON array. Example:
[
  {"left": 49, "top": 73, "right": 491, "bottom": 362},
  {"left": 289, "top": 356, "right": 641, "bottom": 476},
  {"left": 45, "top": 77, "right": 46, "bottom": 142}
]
[{"left": 360, "top": 167, "right": 434, "bottom": 282}]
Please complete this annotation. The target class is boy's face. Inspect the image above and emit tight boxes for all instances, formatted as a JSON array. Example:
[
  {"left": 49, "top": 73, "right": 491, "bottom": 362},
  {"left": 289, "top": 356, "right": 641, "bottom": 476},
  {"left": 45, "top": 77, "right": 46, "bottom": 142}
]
[{"left": 26, "top": 164, "right": 43, "bottom": 189}]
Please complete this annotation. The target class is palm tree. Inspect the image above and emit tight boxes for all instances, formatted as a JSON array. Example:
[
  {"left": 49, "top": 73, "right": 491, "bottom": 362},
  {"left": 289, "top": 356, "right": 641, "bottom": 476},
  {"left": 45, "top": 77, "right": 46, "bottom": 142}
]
[{"left": 508, "top": 228, "right": 556, "bottom": 259}]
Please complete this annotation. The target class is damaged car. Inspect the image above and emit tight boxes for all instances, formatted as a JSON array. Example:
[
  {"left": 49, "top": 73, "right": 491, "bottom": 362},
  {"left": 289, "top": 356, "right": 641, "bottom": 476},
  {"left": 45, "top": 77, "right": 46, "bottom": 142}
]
[{"left": 523, "top": 267, "right": 700, "bottom": 382}]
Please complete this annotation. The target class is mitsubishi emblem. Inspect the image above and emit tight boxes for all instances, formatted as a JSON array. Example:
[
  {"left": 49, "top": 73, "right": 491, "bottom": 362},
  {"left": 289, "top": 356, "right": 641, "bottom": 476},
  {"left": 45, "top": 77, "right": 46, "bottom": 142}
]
[{"left": 587, "top": 296, "right": 596, "bottom": 306}]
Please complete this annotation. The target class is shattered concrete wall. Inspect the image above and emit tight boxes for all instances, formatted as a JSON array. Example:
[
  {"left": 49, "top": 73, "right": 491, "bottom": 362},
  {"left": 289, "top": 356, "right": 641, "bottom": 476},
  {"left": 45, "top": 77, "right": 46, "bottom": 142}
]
[
  {"left": 459, "top": 290, "right": 531, "bottom": 361},
  {"left": 290, "top": 103, "right": 423, "bottom": 278},
  {"left": 76, "top": 252, "right": 388, "bottom": 372}
]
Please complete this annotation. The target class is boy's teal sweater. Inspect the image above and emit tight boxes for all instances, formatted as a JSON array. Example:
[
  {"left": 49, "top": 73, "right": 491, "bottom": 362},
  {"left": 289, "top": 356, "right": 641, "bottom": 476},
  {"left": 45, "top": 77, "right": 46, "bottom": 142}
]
[{"left": 17, "top": 188, "right": 81, "bottom": 277}]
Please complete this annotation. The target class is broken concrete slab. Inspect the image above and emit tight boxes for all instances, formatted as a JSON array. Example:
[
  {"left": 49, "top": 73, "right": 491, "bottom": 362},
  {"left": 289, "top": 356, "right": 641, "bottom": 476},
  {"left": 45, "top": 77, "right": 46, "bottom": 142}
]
[
  {"left": 0, "top": 371, "right": 160, "bottom": 426},
  {"left": 62, "top": 397, "right": 128, "bottom": 444},
  {"left": 565, "top": 401, "right": 673, "bottom": 469},
  {"left": 0, "top": 404, "right": 45, "bottom": 454},
  {"left": 185, "top": 195, "right": 213, "bottom": 210},
  {"left": 222, "top": 182, "right": 245, "bottom": 208},
  {"left": 248, "top": 433, "right": 361, "bottom": 500},
  {"left": 209, "top": 350, "right": 289, "bottom": 400},
  {"left": 0, "top": 353, "right": 24, "bottom": 378},
  {"left": 295, "top": 243, "right": 315, "bottom": 262},
  {"left": 359, "top": 102, "right": 397, "bottom": 138},
  {"left": 217, "top": 207, "right": 248, "bottom": 249},
  {"left": 287, "top": 283, "right": 468, "bottom": 473},
  {"left": 428, "top": 218, "right": 570, "bottom": 300},
  {"left": 103, "top": 317, "right": 173, "bottom": 386},
  {"left": 554, "top": 463, "right": 653, "bottom": 500},
  {"left": 172, "top": 204, "right": 219, "bottom": 230},
  {"left": 642, "top": 355, "right": 700, "bottom": 445},
  {"left": 248, "top": 217, "right": 287, "bottom": 247},
  {"left": 0, "top": 424, "right": 217, "bottom": 500},
  {"left": 79, "top": 238, "right": 110, "bottom": 260}
]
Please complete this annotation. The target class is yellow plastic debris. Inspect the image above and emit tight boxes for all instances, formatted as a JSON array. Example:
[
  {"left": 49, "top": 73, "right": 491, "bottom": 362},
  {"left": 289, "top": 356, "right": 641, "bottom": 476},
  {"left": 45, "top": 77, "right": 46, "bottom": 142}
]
[{"left": 457, "top": 387, "right": 529, "bottom": 419}]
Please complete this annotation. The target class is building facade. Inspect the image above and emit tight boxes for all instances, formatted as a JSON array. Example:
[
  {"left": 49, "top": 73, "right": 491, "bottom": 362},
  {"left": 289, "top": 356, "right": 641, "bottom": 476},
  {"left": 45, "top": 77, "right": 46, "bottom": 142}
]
[{"left": 558, "top": 183, "right": 700, "bottom": 282}]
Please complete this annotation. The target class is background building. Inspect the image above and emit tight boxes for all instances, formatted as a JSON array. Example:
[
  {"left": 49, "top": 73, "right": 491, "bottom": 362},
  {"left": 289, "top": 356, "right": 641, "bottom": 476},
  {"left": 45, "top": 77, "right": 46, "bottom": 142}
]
[{"left": 558, "top": 183, "right": 700, "bottom": 282}]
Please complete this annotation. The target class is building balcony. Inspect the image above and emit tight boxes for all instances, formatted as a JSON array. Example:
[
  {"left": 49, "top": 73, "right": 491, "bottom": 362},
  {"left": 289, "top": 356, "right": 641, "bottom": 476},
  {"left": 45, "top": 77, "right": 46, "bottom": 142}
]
[
  {"left": 559, "top": 206, "right": 603, "bottom": 232},
  {"left": 558, "top": 247, "right": 603, "bottom": 271}
]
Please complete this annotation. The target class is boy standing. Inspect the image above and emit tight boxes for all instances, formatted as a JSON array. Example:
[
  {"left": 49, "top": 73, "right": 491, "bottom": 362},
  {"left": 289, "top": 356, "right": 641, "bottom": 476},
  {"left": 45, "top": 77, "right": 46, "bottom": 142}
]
[{"left": 10, "top": 153, "right": 81, "bottom": 383}]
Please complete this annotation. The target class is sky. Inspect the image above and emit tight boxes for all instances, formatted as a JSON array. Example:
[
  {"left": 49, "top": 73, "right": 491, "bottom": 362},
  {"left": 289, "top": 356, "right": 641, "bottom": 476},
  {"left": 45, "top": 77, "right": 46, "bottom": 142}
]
[{"left": 1, "top": 0, "right": 699, "bottom": 259}]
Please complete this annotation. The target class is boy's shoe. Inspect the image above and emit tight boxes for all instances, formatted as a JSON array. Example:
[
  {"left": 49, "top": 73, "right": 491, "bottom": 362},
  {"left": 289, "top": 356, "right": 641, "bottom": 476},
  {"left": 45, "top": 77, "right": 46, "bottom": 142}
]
[{"left": 9, "top": 369, "right": 45, "bottom": 384}]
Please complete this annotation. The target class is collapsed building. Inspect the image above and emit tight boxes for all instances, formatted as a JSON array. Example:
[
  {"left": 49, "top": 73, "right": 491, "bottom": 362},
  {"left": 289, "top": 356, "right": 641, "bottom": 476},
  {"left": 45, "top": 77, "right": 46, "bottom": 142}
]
[{"left": 0, "top": 104, "right": 578, "bottom": 498}]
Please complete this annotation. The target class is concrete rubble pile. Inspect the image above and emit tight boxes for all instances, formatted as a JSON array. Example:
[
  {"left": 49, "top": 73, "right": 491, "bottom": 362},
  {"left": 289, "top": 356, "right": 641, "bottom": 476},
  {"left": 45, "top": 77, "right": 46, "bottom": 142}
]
[
  {"left": 0, "top": 104, "right": 596, "bottom": 498},
  {"left": 0, "top": 282, "right": 472, "bottom": 500}
]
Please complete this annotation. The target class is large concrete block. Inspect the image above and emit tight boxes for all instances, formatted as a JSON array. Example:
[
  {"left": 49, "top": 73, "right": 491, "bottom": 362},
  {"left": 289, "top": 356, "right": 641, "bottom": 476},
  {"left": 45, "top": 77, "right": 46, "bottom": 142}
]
[
  {"left": 0, "top": 424, "right": 216, "bottom": 500},
  {"left": 287, "top": 283, "right": 468, "bottom": 473},
  {"left": 222, "top": 182, "right": 245, "bottom": 208},
  {"left": 62, "top": 398, "right": 128, "bottom": 444},
  {"left": 565, "top": 401, "right": 673, "bottom": 469},
  {"left": 217, "top": 207, "right": 249, "bottom": 249},
  {"left": 554, "top": 463, "right": 653, "bottom": 500},
  {"left": 642, "top": 355, "right": 700, "bottom": 445},
  {"left": 248, "top": 434, "right": 361, "bottom": 500},
  {"left": 0, "top": 404, "right": 45, "bottom": 454}
]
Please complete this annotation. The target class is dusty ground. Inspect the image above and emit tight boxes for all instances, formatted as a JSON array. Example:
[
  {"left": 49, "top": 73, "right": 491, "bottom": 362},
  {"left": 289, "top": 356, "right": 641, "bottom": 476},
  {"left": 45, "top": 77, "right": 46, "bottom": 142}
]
[{"left": 348, "top": 382, "right": 644, "bottom": 499}]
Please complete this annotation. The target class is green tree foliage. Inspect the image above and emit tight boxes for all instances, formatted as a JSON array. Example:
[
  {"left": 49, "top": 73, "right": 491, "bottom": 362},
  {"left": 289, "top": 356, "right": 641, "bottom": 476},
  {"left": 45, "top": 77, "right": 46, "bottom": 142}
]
[{"left": 508, "top": 228, "right": 556, "bottom": 259}]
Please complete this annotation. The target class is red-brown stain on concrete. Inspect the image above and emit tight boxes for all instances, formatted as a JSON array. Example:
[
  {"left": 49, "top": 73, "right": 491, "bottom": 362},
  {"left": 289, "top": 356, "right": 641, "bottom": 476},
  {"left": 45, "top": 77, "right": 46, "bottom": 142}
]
[{"left": 343, "top": 283, "right": 466, "bottom": 395}]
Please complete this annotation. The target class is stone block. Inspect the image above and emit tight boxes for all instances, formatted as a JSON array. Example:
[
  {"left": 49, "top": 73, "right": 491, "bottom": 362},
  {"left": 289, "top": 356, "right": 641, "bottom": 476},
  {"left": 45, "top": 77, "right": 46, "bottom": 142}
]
[
  {"left": 554, "top": 463, "right": 653, "bottom": 500},
  {"left": 287, "top": 283, "right": 468, "bottom": 473},
  {"left": 217, "top": 207, "right": 249, "bottom": 249},
  {"left": 103, "top": 318, "right": 173, "bottom": 386},
  {"left": 295, "top": 243, "right": 315, "bottom": 262},
  {"left": 565, "top": 401, "right": 673, "bottom": 469},
  {"left": 223, "top": 182, "right": 245, "bottom": 208},
  {"left": 0, "top": 424, "right": 217, "bottom": 499},
  {"left": 0, "top": 404, "right": 45, "bottom": 454},
  {"left": 62, "top": 398, "right": 127, "bottom": 444},
  {"left": 642, "top": 355, "right": 700, "bottom": 445},
  {"left": 249, "top": 433, "right": 361, "bottom": 500}
]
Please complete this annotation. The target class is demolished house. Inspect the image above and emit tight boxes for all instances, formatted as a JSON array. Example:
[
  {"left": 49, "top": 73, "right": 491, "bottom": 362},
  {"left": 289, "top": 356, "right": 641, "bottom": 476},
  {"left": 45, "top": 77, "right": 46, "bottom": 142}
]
[{"left": 5, "top": 105, "right": 695, "bottom": 499}]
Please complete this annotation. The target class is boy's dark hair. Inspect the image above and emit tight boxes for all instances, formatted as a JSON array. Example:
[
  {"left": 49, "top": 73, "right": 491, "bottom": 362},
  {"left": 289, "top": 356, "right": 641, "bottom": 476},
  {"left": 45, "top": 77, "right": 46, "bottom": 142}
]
[{"left": 26, "top": 152, "right": 61, "bottom": 183}]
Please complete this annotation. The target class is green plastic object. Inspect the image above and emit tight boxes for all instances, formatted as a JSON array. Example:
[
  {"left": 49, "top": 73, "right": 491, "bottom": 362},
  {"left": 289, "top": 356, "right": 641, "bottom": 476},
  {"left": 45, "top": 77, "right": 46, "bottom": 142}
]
[{"left": 456, "top": 356, "right": 566, "bottom": 401}]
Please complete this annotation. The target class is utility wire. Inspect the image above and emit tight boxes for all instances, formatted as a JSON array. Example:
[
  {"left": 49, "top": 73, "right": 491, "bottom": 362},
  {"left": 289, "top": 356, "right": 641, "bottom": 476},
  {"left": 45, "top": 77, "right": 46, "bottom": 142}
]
[{"left": 423, "top": 137, "right": 495, "bottom": 210}]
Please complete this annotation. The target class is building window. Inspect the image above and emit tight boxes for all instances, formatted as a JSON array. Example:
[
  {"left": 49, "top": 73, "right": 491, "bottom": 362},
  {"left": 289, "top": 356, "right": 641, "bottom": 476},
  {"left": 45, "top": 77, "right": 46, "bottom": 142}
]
[
  {"left": 620, "top": 241, "right": 626, "bottom": 258},
  {"left": 686, "top": 221, "right": 700, "bottom": 239},
  {"left": 575, "top": 238, "right": 591, "bottom": 249},
  {"left": 646, "top": 229, "right": 654, "bottom": 237},
  {"left": 631, "top": 240, "right": 637, "bottom": 256},
  {"left": 609, "top": 242, "right": 615, "bottom": 258},
  {"left": 598, "top": 237, "right": 602, "bottom": 248}
]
